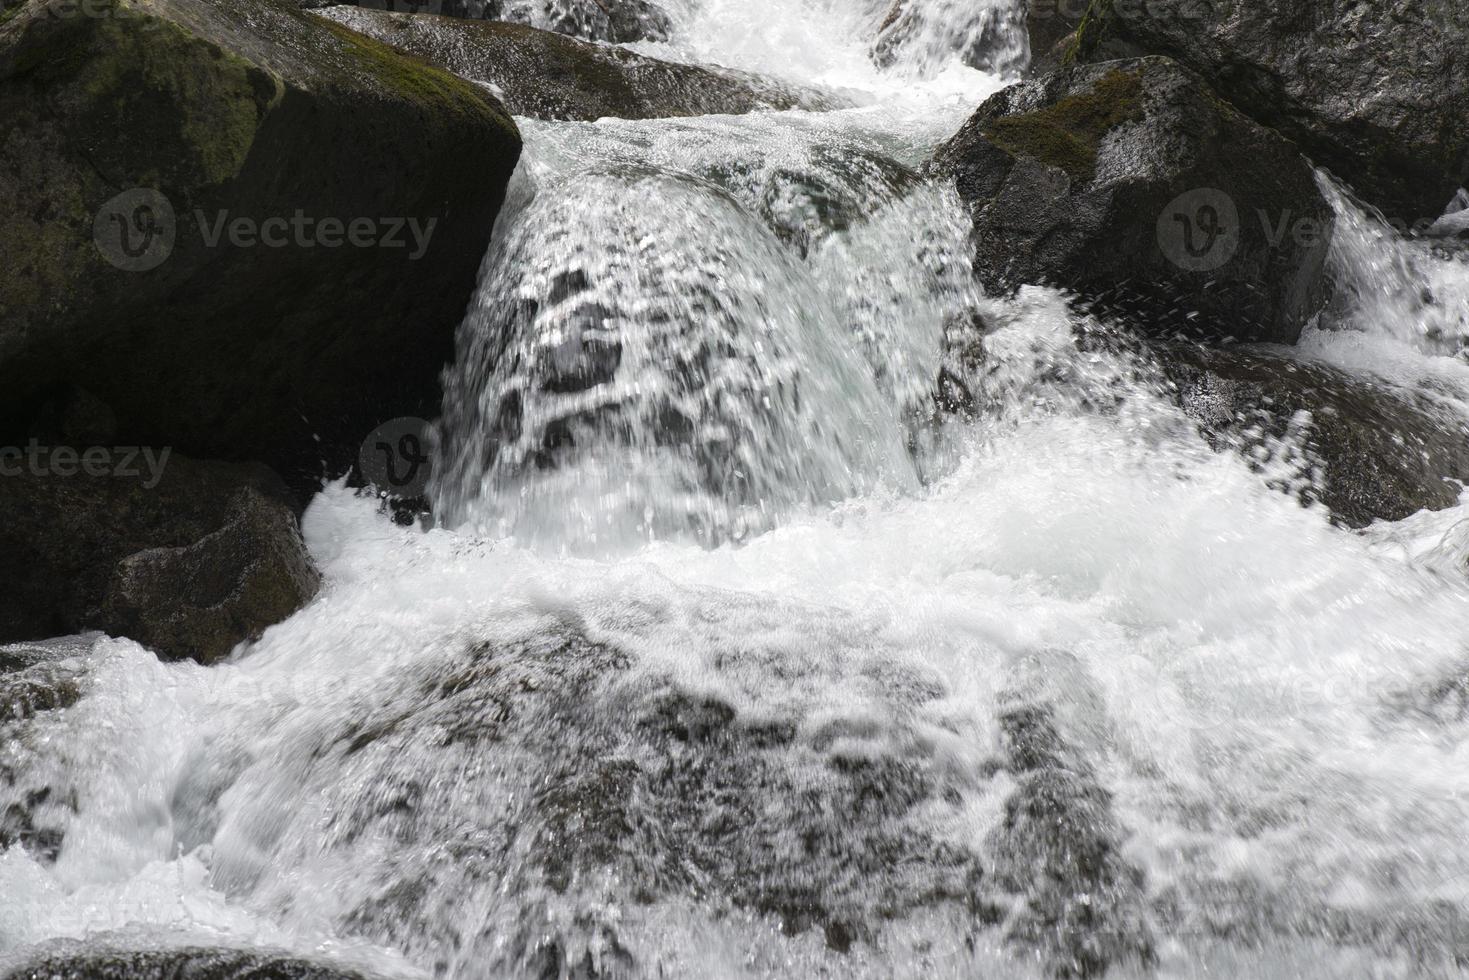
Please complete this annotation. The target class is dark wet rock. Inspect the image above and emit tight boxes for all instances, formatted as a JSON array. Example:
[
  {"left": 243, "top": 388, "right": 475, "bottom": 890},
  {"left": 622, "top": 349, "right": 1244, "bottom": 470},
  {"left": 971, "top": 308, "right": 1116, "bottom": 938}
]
[
  {"left": 0, "top": 454, "right": 319, "bottom": 663},
  {"left": 1025, "top": 0, "right": 1085, "bottom": 75},
  {"left": 0, "top": 786, "right": 68, "bottom": 863},
  {"left": 0, "top": 637, "right": 91, "bottom": 861},
  {"left": 0, "top": 0, "right": 520, "bottom": 496},
  {"left": 318, "top": 8, "right": 836, "bottom": 121},
  {"left": 988, "top": 701, "right": 1155, "bottom": 978},
  {"left": 1155, "top": 342, "right": 1469, "bottom": 528},
  {"left": 932, "top": 56, "right": 1332, "bottom": 344},
  {"left": 0, "top": 661, "right": 85, "bottom": 725},
  {"left": 308, "top": 0, "right": 671, "bottom": 44},
  {"left": 1067, "top": 0, "right": 1469, "bottom": 222},
  {"left": 0, "top": 947, "right": 376, "bottom": 980}
]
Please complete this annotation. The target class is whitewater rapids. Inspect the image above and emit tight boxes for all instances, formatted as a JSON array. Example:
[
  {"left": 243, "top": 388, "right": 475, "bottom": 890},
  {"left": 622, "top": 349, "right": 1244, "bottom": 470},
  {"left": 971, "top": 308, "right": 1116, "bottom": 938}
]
[{"left": 4, "top": 0, "right": 1469, "bottom": 977}]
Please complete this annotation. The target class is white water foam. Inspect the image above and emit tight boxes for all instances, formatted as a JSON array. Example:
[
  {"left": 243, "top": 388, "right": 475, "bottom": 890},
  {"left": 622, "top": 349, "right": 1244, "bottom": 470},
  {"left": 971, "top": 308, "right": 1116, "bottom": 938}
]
[{"left": 6, "top": 0, "right": 1469, "bottom": 977}]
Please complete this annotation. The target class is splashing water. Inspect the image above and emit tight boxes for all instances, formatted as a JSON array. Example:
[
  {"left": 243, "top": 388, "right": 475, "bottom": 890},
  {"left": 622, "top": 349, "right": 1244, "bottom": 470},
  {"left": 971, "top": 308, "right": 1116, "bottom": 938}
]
[{"left": 6, "top": 1, "right": 1469, "bottom": 978}]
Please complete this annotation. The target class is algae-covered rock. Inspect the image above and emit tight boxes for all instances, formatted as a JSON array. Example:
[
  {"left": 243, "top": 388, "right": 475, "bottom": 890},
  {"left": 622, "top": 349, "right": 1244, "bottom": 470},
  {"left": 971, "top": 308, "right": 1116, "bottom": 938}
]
[
  {"left": 1157, "top": 342, "right": 1469, "bottom": 528},
  {"left": 0, "top": 0, "right": 520, "bottom": 494},
  {"left": 1067, "top": 0, "right": 1469, "bottom": 223},
  {"left": 318, "top": 7, "right": 834, "bottom": 121},
  {"left": 0, "top": 452, "right": 320, "bottom": 663},
  {"left": 933, "top": 57, "right": 1332, "bottom": 344}
]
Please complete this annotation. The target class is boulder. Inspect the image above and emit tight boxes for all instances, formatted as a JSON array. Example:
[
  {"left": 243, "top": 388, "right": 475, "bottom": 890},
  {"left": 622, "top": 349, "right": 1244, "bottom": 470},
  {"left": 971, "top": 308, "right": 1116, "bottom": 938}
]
[
  {"left": 306, "top": 0, "right": 671, "bottom": 43},
  {"left": 932, "top": 57, "right": 1332, "bottom": 344},
  {"left": 0, "top": 0, "right": 520, "bottom": 496},
  {"left": 1067, "top": 0, "right": 1469, "bottom": 222},
  {"left": 1156, "top": 342, "right": 1469, "bottom": 528},
  {"left": 318, "top": 8, "right": 835, "bottom": 121},
  {"left": 0, "top": 450, "right": 320, "bottom": 663}
]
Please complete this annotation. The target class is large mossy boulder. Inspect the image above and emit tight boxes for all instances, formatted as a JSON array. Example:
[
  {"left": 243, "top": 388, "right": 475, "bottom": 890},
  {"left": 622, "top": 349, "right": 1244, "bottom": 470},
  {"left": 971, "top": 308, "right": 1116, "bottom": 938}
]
[
  {"left": 318, "top": 8, "right": 834, "bottom": 121},
  {"left": 1157, "top": 342, "right": 1469, "bottom": 528},
  {"left": 305, "top": 0, "right": 672, "bottom": 44},
  {"left": 933, "top": 56, "right": 1332, "bottom": 344},
  {"left": 0, "top": 0, "right": 520, "bottom": 494},
  {"left": 1068, "top": 0, "right": 1469, "bottom": 222},
  {"left": 0, "top": 451, "right": 320, "bottom": 664}
]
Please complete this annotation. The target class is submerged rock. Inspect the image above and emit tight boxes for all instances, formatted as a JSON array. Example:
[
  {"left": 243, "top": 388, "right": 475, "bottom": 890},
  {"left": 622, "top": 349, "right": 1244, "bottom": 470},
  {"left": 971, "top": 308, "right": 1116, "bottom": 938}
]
[
  {"left": 0, "top": 946, "right": 375, "bottom": 980},
  {"left": 0, "top": 0, "right": 520, "bottom": 495},
  {"left": 988, "top": 648, "right": 1155, "bottom": 978},
  {"left": 308, "top": 0, "right": 671, "bottom": 43},
  {"left": 305, "top": 625, "right": 984, "bottom": 967},
  {"left": 0, "top": 453, "right": 319, "bottom": 663},
  {"left": 989, "top": 702, "right": 1154, "bottom": 977},
  {"left": 1067, "top": 0, "right": 1469, "bottom": 223},
  {"left": 1156, "top": 342, "right": 1469, "bottom": 528},
  {"left": 871, "top": 0, "right": 1027, "bottom": 77},
  {"left": 933, "top": 57, "right": 1332, "bottom": 344},
  {"left": 318, "top": 8, "right": 835, "bottom": 121}
]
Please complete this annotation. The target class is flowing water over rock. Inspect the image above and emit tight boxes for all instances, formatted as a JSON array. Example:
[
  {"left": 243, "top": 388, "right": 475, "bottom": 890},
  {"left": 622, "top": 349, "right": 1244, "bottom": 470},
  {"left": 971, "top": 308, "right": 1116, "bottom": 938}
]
[{"left": 6, "top": 1, "right": 1469, "bottom": 978}]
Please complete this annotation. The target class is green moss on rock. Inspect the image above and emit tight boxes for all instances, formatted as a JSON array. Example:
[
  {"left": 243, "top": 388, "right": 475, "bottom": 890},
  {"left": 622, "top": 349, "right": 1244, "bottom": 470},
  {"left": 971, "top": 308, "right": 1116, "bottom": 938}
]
[
  {"left": 0, "top": 0, "right": 521, "bottom": 495},
  {"left": 981, "top": 68, "right": 1143, "bottom": 183},
  {"left": 316, "top": 14, "right": 513, "bottom": 134},
  {"left": 1064, "top": 0, "right": 1113, "bottom": 64}
]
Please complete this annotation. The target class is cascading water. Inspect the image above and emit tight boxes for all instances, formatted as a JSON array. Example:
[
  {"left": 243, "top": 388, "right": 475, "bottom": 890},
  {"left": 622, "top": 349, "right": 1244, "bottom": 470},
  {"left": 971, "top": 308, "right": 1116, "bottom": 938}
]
[{"left": 5, "top": 1, "right": 1469, "bottom": 978}]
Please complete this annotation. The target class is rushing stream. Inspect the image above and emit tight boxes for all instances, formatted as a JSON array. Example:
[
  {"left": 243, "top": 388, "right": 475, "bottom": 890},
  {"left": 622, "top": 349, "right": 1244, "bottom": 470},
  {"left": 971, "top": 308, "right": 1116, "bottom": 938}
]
[{"left": 5, "top": 0, "right": 1469, "bottom": 976}]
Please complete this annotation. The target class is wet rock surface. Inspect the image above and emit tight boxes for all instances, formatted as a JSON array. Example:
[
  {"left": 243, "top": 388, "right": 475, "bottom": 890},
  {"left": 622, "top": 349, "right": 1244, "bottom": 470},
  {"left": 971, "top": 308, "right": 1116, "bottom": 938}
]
[
  {"left": 1155, "top": 342, "right": 1469, "bottom": 528},
  {"left": 933, "top": 56, "right": 1332, "bottom": 344},
  {"left": 163, "top": 612, "right": 1161, "bottom": 977},
  {"left": 307, "top": 0, "right": 672, "bottom": 43},
  {"left": 318, "top": 8, "right": 836, "bottom": 121},
  {"left": 1068, "top": 0, "right": 1469, "bottom": 222},
  {"left": 989, "top": 702, "right": 1154, "bottom": 977},
  {"left": 0, "top": 453, "right": 319, "bottom": 663},
  {"left": 1024, "top": 0, "right": 1085, "bottom": 74},
  {"left": 0, "top": 0, "right": 520, "bottom": 494},
  {"left": 871, "top": 0, "right": 1027, "bottom": 77},
  {"left": 0, "top": 947, "right": 376, "bottom": 980}
]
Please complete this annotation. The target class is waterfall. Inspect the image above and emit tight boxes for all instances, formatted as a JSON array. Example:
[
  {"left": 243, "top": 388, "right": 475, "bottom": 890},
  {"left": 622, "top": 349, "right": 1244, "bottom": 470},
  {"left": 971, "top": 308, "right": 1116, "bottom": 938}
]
[{"left": 6, "top": 0, "right": 1469, "bottom": 977}]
